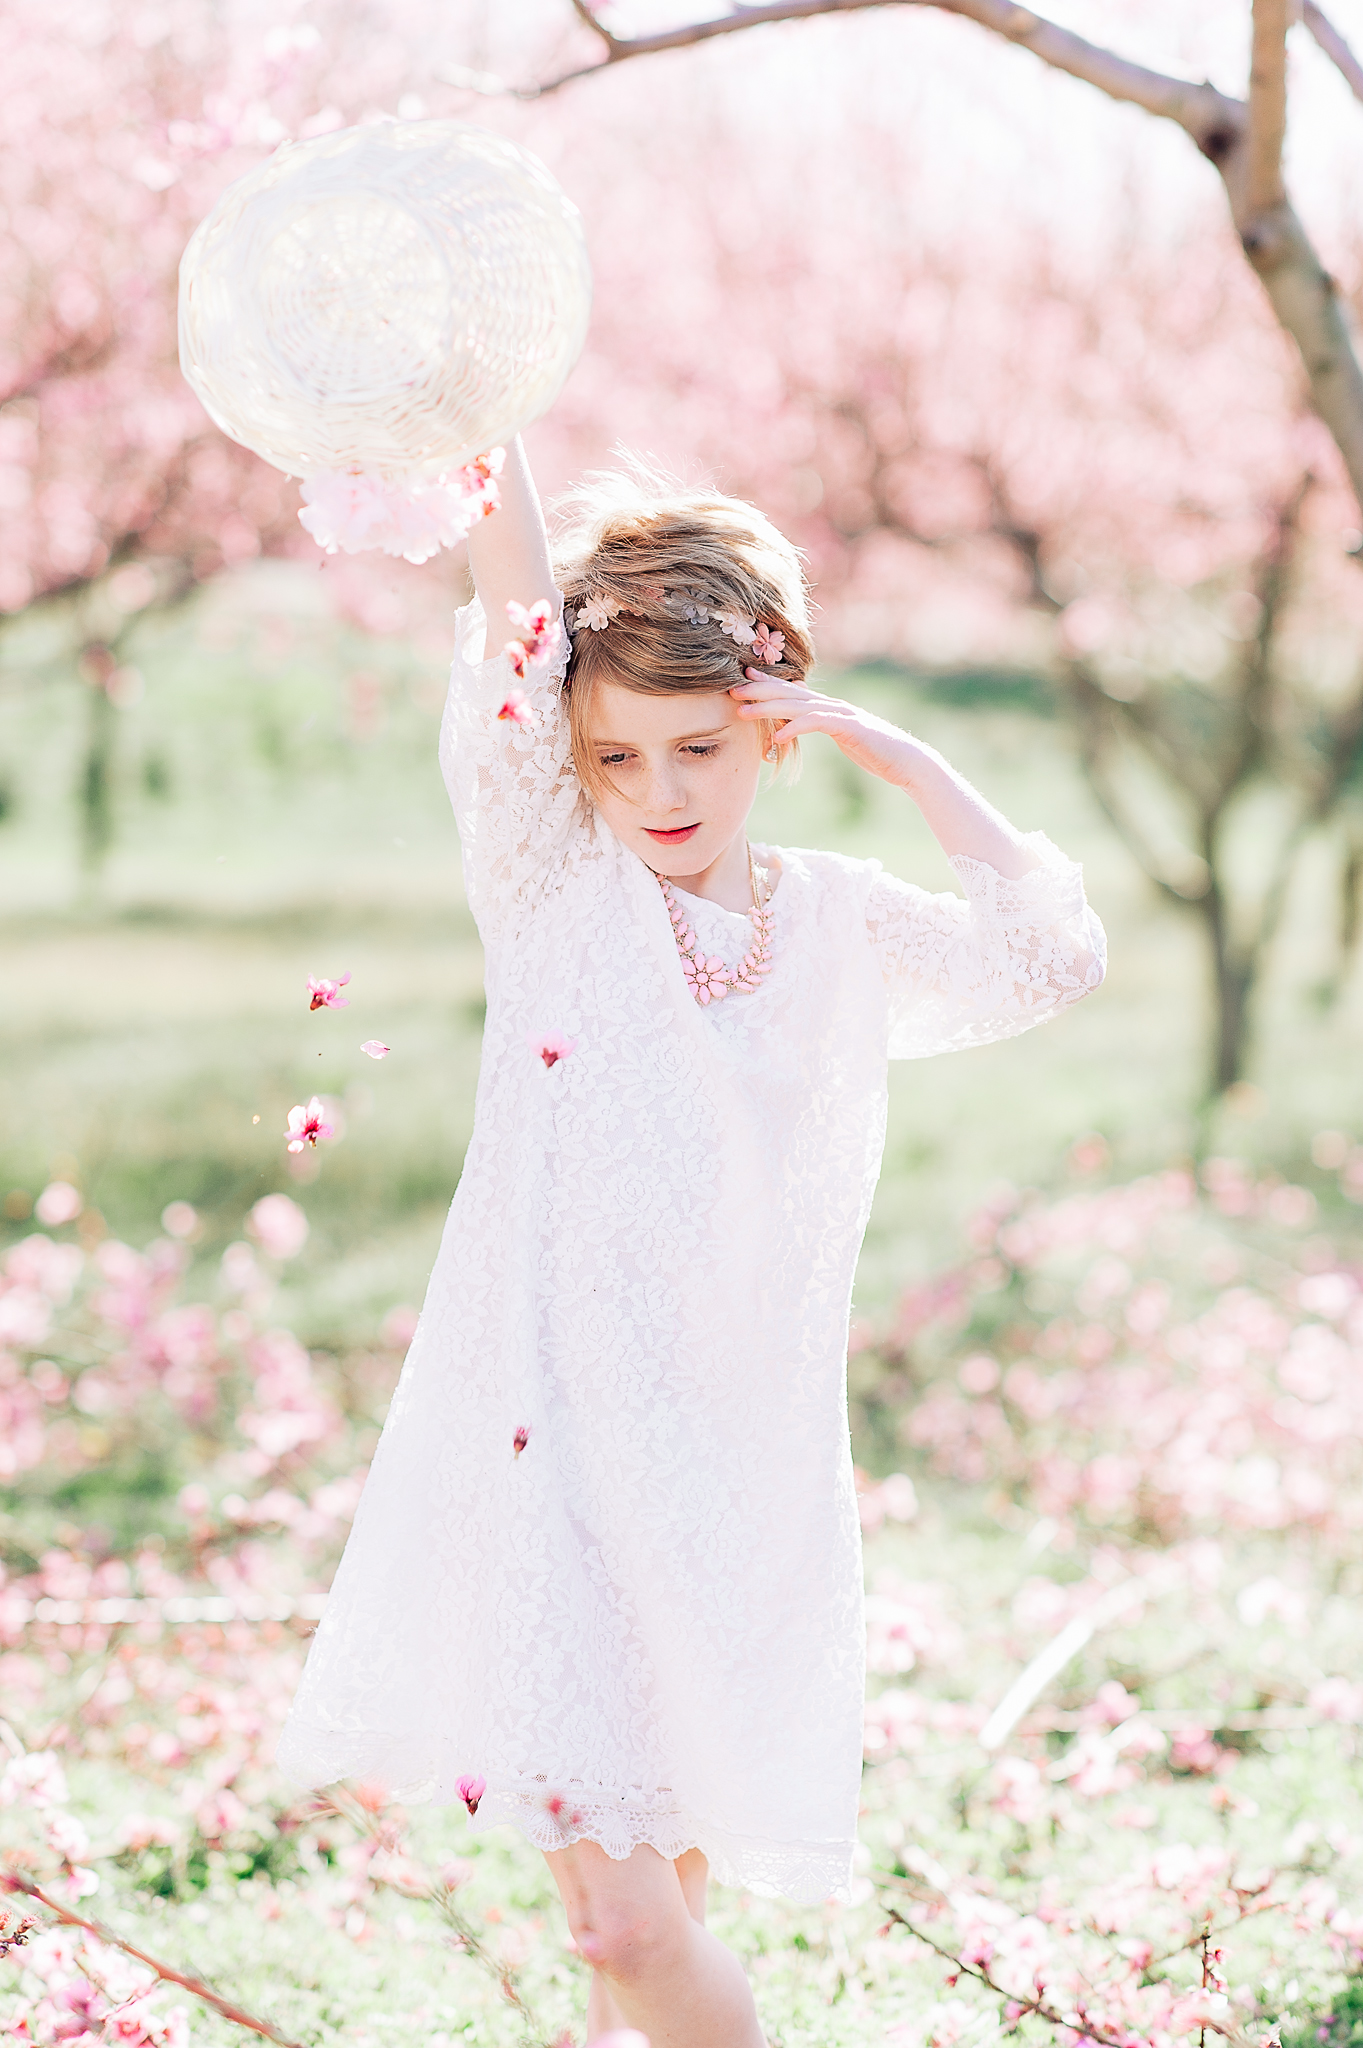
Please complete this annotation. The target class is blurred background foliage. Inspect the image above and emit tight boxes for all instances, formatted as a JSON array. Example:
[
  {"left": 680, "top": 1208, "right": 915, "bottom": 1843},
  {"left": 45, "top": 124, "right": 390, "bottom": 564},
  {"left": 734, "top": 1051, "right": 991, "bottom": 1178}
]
[{"left": 3, "top": 549, "right": 1363, "bottom": 1347}]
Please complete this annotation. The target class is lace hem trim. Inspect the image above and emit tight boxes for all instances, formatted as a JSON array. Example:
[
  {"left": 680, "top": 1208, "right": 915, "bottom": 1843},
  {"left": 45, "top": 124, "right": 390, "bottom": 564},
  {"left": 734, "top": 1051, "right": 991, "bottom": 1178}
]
[
  {"left": 469, "top": 1781, "right": 853, "bottom": 1905},
  {"left": 274, "top": 1728, "right": 852, "bottom": 1904}
]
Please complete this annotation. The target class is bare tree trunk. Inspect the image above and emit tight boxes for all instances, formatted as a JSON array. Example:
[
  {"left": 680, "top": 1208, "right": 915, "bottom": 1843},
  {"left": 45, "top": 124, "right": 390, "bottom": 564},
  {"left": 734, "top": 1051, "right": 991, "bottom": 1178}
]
[
  {"left": 77, "top": 645, "right": 117, "bottom": 881},
  {"left": 1200, "top": 884, "right": 1257, "bottom": 1094}
]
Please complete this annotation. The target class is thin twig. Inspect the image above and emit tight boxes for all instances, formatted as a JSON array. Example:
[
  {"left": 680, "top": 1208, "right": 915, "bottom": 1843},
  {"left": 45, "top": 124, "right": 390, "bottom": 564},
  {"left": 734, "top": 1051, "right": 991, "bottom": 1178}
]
[
  {"left": 1, "top": 1877, "right": 305, "bottom": 2048},
  {"left": 512, "top": 0, "right": 1243, "bottom": 146},
  {"left": 883, "top": 1901, "right": 1271, "bottom": 2048},
  {"left": 1302, "top": 1, "right": 1363, "bottom": 102}
]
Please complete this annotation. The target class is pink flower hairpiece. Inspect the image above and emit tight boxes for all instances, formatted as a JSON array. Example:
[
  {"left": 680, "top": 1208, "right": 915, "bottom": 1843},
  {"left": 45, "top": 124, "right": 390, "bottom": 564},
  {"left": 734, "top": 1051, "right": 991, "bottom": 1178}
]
[
  {"left": 566, "top": 587, "right": 787, "bottom": 662},
  {"left": 572, "top": 592, "right": 621, "bottom": 633}
]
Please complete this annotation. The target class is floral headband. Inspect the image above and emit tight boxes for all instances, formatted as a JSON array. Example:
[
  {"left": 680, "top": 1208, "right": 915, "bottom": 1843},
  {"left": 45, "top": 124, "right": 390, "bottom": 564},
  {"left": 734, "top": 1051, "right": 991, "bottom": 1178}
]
[{"left": 568, "top": 588, "right": 786, "bottom": 667}]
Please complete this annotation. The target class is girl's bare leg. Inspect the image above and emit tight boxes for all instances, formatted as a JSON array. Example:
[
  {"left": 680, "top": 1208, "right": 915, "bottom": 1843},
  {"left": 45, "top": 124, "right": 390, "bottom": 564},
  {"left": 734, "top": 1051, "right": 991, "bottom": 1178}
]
[
  {"left": 547, "top": 1840, "right": 764, "bottom": 2048},
  {"left": 585, "top": 1850, "right": 710, "bottom": 2037}
]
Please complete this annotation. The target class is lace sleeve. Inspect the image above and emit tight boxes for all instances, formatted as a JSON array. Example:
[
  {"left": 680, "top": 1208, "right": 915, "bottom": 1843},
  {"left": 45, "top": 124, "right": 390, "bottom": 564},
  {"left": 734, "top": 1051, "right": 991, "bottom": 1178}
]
[
  {"left": 437, "top": 594, "right": 590, "bottom": 943},
  {"left": 866, "top": 831, "right": 1107, "bottom": 1060}
]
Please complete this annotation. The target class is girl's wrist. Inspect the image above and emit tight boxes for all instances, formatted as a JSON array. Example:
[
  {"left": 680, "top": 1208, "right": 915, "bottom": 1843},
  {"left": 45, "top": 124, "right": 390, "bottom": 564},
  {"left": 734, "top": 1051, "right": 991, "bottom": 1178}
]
[{"left": 880, "top": 729, "right": 949, "bottom": 796}]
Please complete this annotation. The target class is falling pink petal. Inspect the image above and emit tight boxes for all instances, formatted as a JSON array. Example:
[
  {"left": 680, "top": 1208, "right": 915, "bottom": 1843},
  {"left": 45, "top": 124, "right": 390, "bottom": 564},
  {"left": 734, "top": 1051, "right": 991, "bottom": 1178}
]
[
  {"left": 513, "top": 1425, "right": 529, "bottom": 1458},
  {"left": 505, "top": 596, "right": 556, "bottom": 664},
  {"left": 285, "top": 1096, "right": 335, "bottom": 1153},
  {"left": 307, "top": 971, "right": 351, "bottom": 1011},
  {"left": 497, "top": 686, "right": 534, "bottom": 725},
  {"left": 457, "top": 1774, "right": 485, "bottom": 1816},
  {"left": 526, "top": 1027, "right": 578, "bottom": 1069},
  {"left": 360, "top": 1040, "right": 391, "bottom": 1059}
]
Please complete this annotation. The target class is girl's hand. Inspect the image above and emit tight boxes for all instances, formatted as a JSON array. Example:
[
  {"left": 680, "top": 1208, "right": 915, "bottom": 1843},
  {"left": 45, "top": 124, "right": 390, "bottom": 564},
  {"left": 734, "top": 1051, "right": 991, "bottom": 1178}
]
[
  {"left": 730, "top": 670, "right": 921, "bottom": 788},
  {"left": 733, "top": 668, "right": 1047, "bottom": 879}
]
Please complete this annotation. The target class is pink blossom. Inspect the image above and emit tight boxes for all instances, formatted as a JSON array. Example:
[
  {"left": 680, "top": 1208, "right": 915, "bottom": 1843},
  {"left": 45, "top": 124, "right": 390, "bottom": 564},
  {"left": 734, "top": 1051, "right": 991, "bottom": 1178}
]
[
  {"left": 195, "top": 1786, "right": 248, "bottom": 1839},
  {"left": 247, "top": 1193, "right": 309, "bottom": 1262},
  {"left": 34, "top": 1182, "right": 81, "bottom": 1227},
  {"left": 1309, "top": 1676, "right": 1363, "bottom": 1722},
  {"left": 457, "top": 1774, "right": 485, "bottom": 1816},
  {"left": 513, "top": 1426, "right": 529, "bottom": 1458},
  {"left": 505, "top": 596, "right": 556, "bottom": 672},
  {"left": 285, "top": 1098, "right": 335, "bottom": 1152},
  {"left": 307, "top": 971, "right": 350, "bottom": 1012},
  {"left": 381, "top": 1303, "right": 419, "bottom": 1348},
  {"left": 751, "top": 622, "right": 786, "bottom": 664},
  {"left": 0, "top": 1750, "right": 69, "bottom": 1809},
  {"left": 497, "top": 687, "right": 534, "bottom": 724},
  {"left": 158, "top": 1202, "right": 198, "bottom": 1241},
  {"left": 575, "top": 593, "right": 620, "bottom": 632},
  {"left": 360, "top": 1039, "right": 391, "bottom": 1059},
  {"left": 714, "top": 609, "right": 756, "bottom": 646},
  {"left": 527, "top": 1029, "right": 578, "bottom": 1069}
]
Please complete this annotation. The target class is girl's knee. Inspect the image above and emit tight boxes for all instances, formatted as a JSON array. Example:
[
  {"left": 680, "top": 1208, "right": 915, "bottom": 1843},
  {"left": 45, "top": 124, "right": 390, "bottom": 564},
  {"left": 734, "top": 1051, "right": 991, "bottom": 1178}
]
[
  {"left": 577, "top": 1899, "right": 684, "bottom": 1981},
  {"left": 550, "top": 1844, "right": 692, "bottom": 1984}
]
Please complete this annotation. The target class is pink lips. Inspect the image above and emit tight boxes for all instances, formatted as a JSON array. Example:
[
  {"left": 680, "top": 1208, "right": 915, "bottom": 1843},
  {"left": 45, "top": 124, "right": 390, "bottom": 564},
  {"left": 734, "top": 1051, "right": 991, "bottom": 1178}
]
[{"left": 644, "top": 824, "right": 700, "bottom": 844}]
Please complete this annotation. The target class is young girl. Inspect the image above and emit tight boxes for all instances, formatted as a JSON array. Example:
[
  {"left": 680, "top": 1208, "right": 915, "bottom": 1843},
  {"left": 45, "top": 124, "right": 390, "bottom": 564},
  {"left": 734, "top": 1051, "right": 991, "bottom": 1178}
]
[{"left": 278, "top": 439, "right": 1106, "bottom": 2047}]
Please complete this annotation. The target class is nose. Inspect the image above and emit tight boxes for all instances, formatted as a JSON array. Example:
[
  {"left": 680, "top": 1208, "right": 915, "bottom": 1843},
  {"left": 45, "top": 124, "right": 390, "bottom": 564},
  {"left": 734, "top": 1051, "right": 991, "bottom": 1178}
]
[{"left": 641, "top": 754, "right": 688, "bottom": 813}]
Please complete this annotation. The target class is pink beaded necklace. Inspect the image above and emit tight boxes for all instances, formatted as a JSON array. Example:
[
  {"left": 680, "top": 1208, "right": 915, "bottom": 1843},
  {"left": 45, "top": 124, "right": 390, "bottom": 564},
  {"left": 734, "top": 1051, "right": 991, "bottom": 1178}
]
[{"left": 655, "top": 848, "right": 775, "bottom": 1006}]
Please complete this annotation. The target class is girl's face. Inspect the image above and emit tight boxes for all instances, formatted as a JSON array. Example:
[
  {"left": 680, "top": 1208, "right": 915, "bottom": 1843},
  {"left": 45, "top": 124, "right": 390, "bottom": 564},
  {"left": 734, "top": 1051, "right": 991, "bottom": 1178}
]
[{"left": 584, "top": 681, "right": 765, "bottom": 879}]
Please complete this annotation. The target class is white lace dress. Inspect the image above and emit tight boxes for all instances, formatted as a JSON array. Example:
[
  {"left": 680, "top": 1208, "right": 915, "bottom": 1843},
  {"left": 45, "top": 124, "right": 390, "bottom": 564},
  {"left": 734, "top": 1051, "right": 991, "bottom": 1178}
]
[{"left": 277, "top": 599, "right": 1106, "bottom": 1903}]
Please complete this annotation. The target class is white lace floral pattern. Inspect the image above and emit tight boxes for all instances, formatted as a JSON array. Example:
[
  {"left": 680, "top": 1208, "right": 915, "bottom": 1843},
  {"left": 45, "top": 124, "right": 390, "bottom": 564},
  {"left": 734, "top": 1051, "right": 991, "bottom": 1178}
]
[{"left": 276, "top": 597, "right": 1106, "bottom": 1904}]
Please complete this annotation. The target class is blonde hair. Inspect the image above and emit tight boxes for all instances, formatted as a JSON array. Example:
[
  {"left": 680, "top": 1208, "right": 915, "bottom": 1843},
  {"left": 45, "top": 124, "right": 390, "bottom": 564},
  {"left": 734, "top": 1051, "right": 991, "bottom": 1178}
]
[{"left": 552, "top": 458, "right": 813, "bottom": 801}]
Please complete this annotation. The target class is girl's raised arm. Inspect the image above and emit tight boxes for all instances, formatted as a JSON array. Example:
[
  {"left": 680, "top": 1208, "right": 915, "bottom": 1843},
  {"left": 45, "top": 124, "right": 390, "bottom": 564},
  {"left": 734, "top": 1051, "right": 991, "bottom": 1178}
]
[
  {"left": 729, "top": 667, "right": 1106, "bottom": 1055},
  {"left": 439, "top": 440, "right": 583, "bottom": 945},
  {"left": 466, "top": 437, "right": 559, "bottom": 632}
]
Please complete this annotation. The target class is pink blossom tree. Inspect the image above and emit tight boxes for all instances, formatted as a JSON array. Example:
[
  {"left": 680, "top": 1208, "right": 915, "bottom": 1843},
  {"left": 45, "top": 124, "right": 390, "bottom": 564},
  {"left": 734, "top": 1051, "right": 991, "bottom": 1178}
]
[{"left": 516, "top": 0, "right": 1363, "bottom": 531}]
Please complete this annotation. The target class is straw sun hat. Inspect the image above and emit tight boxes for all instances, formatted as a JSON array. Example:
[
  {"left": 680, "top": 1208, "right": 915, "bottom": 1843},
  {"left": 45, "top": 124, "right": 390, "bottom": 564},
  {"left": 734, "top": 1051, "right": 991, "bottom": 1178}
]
[{"left": 178, "top": 119, "right": 592, "bottom": 562}]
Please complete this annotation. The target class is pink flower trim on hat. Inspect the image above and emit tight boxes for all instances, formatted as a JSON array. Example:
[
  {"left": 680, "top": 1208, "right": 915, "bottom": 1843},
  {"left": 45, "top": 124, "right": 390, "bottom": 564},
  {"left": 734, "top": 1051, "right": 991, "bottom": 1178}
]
[{"left": 298, "top": 451, "right": 504, "bottom": 565}]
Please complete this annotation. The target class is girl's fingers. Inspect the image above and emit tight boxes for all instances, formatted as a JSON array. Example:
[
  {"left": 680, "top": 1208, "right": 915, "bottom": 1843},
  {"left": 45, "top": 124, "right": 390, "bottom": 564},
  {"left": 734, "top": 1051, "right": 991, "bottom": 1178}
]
[
  {"left": 733, "top": 670, "right": 814, "bottom": 697},
  {"left": 767, "top": 715, "right": 821, "bottom": 746},
  {"left": 733, "top": 690, "right": 829, "bottom": 717}
]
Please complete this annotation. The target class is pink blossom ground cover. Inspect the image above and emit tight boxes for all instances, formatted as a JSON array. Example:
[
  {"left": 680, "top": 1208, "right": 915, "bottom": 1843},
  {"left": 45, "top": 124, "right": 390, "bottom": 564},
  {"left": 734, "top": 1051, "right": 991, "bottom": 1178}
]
[{"left": 1, "top": 1162, "right": 1362, "bottom": 2047}]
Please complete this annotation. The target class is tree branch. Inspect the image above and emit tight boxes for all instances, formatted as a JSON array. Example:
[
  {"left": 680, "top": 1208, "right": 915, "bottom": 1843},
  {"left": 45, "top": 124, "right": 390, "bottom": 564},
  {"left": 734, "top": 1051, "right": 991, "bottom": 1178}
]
[
  {"left": 2, "top": 1878, "right": 305, "bottom": 2048},
  {"left": 1302, "top": 1, "right": 1363, "bottom": 103},
  {"left": 513, "top": 0, "right": 1363, "bottom": 523},
  {"left": 1248, "top": 0, "right": 1290, "bottom": 215},
  {"left": 1063, "top": 667, "right": 1209, "bottom": 904},
  {"left": 522, "top": 0, "right": 1241, "bottom": 147}
]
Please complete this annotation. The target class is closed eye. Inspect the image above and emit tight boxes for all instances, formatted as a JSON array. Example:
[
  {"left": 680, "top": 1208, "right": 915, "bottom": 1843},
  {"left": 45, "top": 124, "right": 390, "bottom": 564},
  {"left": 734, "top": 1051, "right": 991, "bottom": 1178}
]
[{"left": 684, "top": 743, "right": 721, "bottom": 757}]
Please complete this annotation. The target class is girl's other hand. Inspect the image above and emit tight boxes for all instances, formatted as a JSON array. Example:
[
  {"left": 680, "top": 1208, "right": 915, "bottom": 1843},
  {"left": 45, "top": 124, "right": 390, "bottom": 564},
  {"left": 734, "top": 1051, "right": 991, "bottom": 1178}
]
[
  {"left": 730, "top": 669, "right": 920, "bottom": 788},
  {"left": 732, "top": 670, "right": 1044, "bottom": 877}
]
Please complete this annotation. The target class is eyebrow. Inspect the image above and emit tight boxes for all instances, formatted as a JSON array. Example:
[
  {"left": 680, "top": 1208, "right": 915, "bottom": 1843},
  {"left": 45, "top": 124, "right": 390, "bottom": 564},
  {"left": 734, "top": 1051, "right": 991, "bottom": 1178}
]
[{"left": 592, "top": 725, "right": 731, "bottom": 747}]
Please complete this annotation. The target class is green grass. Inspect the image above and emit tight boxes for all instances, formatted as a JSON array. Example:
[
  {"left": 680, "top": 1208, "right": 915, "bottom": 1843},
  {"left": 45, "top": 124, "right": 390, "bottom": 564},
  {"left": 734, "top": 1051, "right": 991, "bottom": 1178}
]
[{"left": 3, "top": 560, "right": 1363, "bottom": 1338}]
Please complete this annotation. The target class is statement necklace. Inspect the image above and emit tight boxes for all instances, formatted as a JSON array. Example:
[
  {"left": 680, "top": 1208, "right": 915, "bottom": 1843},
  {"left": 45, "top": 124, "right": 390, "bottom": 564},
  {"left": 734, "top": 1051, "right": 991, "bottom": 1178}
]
[{"left": 656, "top": 848, "right": 775, "bottom": 1006}]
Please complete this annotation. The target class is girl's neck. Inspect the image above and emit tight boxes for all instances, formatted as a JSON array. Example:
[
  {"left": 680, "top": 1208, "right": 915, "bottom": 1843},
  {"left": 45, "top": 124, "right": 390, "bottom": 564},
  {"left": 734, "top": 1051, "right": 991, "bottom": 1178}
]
[{"left": 665, "top": 830, "right": 755, "bottom": 914}]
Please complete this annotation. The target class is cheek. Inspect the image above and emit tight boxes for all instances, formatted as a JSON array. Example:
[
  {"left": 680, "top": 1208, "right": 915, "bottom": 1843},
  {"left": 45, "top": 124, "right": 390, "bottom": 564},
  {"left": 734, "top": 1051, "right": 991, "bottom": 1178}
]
[{"left": 719, "top": 734, "right": 764, "bottom": 801}]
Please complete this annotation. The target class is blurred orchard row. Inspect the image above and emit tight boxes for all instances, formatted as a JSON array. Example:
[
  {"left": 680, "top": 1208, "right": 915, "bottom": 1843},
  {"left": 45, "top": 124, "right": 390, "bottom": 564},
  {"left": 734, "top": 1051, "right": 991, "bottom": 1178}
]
[{"left": 6, "top": 0, "right": 1363, "bottom": 1090}]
